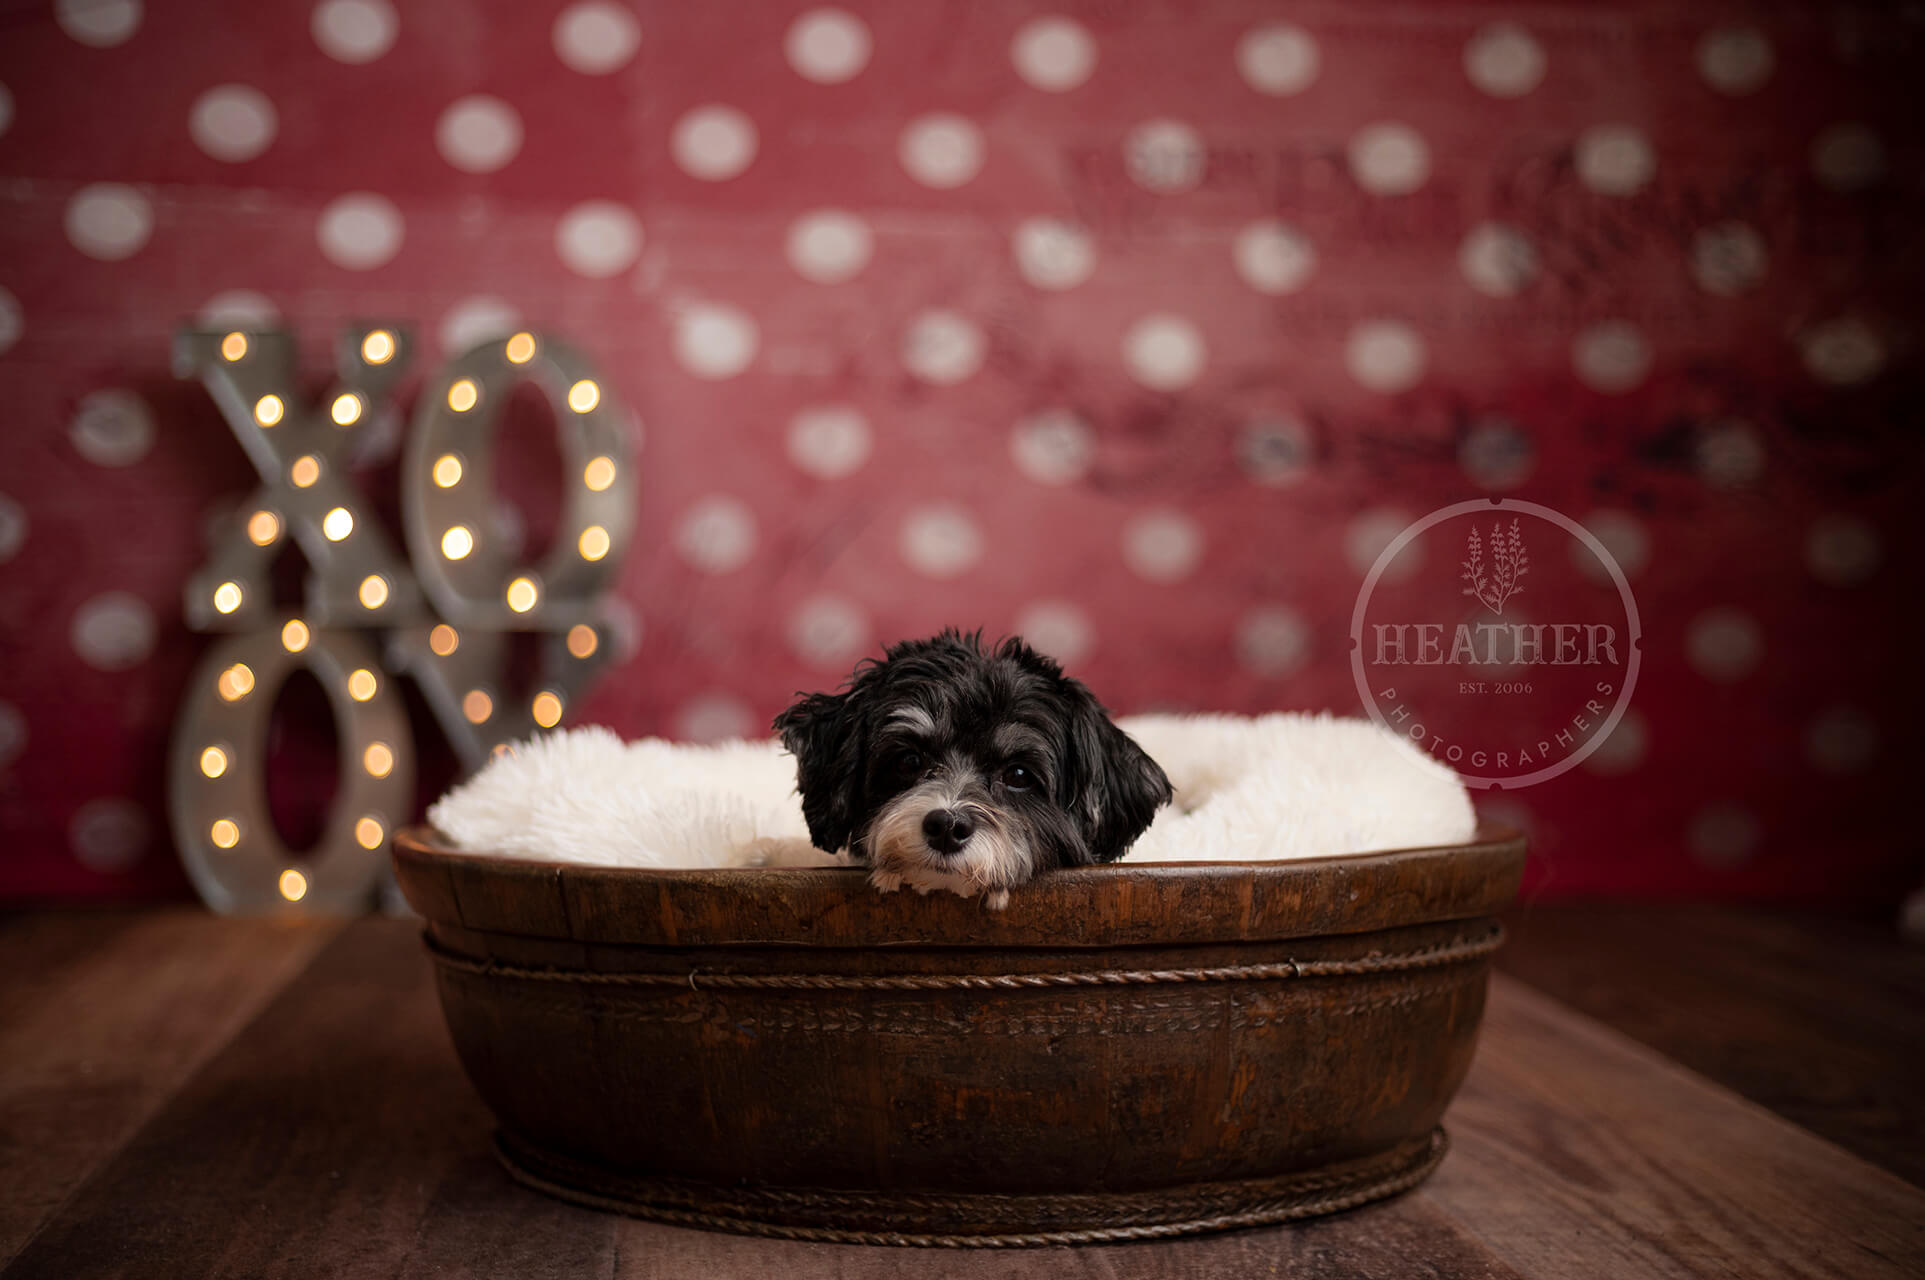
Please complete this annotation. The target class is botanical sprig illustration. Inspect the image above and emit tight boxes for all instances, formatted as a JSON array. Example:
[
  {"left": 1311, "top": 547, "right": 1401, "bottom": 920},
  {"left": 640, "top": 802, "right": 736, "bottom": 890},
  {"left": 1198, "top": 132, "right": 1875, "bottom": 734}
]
[{"left": 1462, "top": 518, "right": 1530, "bottom": 614}]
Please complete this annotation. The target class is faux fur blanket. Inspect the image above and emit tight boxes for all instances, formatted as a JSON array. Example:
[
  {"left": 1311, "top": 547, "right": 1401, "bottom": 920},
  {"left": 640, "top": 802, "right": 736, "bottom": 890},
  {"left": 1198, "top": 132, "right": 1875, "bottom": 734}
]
[{"left": 428, "top": 714, "right": 1477, "bottom": 869}]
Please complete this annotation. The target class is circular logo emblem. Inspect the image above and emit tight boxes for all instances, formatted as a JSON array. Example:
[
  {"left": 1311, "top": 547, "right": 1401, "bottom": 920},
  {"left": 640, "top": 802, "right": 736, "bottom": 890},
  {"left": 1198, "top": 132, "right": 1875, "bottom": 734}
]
[{"left": 1349, "top": 500, "right": 1641, "bottom": 790}]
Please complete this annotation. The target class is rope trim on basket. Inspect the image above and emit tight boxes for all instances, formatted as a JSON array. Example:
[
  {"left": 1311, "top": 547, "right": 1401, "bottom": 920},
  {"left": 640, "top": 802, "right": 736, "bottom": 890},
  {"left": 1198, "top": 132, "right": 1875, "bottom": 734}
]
[{"left": 427, "top": 921, "right": 1502, "bottom": 991}]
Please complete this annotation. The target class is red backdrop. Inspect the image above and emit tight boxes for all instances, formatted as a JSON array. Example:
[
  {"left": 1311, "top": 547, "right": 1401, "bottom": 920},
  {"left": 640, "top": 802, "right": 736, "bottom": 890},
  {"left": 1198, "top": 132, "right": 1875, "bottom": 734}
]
[{"left": 0, "top": 0, "right": 1919, "bottom": 906}]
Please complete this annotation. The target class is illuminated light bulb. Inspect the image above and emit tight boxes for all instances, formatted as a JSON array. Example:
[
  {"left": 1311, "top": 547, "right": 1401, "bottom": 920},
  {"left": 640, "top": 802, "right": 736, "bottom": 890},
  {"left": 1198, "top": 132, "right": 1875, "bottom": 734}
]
[
  {"left": 331, "top": 393, "right": 363, "bottom": 426},
  {"left": 578, "top": 525, "right": 610, "bottom": 561},
  {"left": 532, "top": 690, "right": 564, "bottom": 728},
  {"left": 432, "top": 453, "right": 463, "bottom": 488},
  {"left": 429, "top": 624, "right": 459, "bottom": 656},
  {"left": 440, "top": 526, "right": 474, "bottom": 560},
  {"left": 347, "top": 668, "right": 378, "bottom": 701},
  {"left": 200, "top": 746, "right": 228, "bottom": 778},
  {"left": 358, "top": 575, "right": 389, "bottom": 609},
  {"left": 322, "top": 507, "right": 354, "bottom": 541},
  {"left": 290, "top": 455, "right": 321, "bottom": 488},
  {"left": 254, "top": 394, "right": 284, "bottom": 428},
  {"left": 566, "top": 379, "right": 600, "bottom": 413},
  {"left": 361, "top": 330, "right": 396, "bottom": 364},
  {"left": 218, "top": 663, "right": 255, "bottom": 701},
  {"left": 505, "top": 576, "right": 539, "bottom": 613},
  {"left": 363, "top": 741, "right": 395, "bottom": 779},
  {"left": 447, "top": 378, "right": 479, "bottom": 412},
  {"left": 566, "top": 624, "right": 598, "bottom": 659},
  {"left": 505, "top": 332, "right": 537, "bottom": 364},
  {"left": 279, "top": 868, "right": 309, "bottom": 901},
  {"left": 490, "top": 743, "right": 515, "bottom": 760},
  {"left": 584, "top": 456, "right": 616, "bottom": 491},
  {"left": 210, "top": 818, "right": 241, "bottom": 849},
  {"left": 280, "top": 619, "right": 310, "bottom": 653},
  {"left": 354, "top": 816, "right": 385, "bottom": 850},
  {"left": 463, "top": 689, "right": 493, "bottom": 723},
  {"left": 213, "top": 581, "right": 244, "bottom": 614},
  {"left": 246, "top": 510, "right": 281, "bottom": 546},
  {"left": 220, "top": 332, "right": 248, "bottom": 362}
]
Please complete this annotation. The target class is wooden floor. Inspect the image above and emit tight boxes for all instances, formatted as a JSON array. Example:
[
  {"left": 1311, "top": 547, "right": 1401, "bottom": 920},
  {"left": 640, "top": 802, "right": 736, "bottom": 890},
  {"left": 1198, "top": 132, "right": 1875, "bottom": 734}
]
[{"left": 3, "top": 904, "right": 1922, "bottom": 1279}]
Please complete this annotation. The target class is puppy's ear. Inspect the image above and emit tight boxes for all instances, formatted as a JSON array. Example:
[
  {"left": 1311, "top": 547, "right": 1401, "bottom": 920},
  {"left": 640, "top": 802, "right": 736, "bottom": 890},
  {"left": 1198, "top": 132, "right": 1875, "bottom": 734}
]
[
  {"left": 1062, "top": 683, "right": 1173, "bottom": 864},
  {"left": 774, "top": 691, "right": 863, "bottom": 855}
]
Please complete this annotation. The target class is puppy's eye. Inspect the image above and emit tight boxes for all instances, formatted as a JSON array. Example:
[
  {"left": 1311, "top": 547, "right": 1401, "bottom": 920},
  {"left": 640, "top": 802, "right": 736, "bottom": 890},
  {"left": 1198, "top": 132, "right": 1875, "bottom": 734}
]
[
  {"left": 1000, "top": 764, "right": 1034, "bottom": 791},
  {"left": 895, "top": 750, "right": 923, "bottom": 776}
]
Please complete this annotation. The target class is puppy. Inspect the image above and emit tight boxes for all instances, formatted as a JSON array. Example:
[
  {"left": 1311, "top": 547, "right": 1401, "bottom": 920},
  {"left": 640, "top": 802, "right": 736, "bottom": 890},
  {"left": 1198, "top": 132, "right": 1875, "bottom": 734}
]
[{"left": 774, "top": 630, "right": 1172, "bottom": 909}]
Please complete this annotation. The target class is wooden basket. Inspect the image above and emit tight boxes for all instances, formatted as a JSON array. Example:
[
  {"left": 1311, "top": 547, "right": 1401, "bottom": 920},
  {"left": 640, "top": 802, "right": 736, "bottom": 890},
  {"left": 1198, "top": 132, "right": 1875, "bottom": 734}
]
[{"left": 392, "top": 825, "right": 1525, "bottom": 1247}]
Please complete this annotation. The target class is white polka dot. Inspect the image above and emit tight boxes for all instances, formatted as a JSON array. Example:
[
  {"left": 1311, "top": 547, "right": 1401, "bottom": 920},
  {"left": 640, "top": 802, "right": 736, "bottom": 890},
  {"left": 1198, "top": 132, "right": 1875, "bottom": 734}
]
[
  {"left": 1348, "top": 123, "right": 1429, "bottom": 195},
  {"left": 1345, "top": 321, "right": 1426, "bottom": 393},
  {"left": 197, "top": 290, "right": 278, "bottom": 328},
  {"left": 438, "top": 295, "right": 519, "bottom": 357},
  {"left": 1582, "top": 708, "right": 1647, "bottom": 775},
  {"left": 556, "top": 200, "right": 643, "bottom": 278},
  {"left": 602, "top": 599, "right": 644, "bottom": 662},
  {"left": 1012, "top": 218, "right": 1095, "bottom": 290},
  {"left": 70, "top": 798, "right": 150, "bottom": 873},
  {"left": 1811, "top": 124, "right": 1884, "bottom": 192},
  {"left": 788, "top": 595, "right": 869, "bottom": 667},
  {"left": 1800, "top": 317, "right": 1884, "bottom": 386},
  {"left": 0, "top": 287, "right": 20, "bottom": 355},
  {"left": 490, "top": 500, "right": 527, "bottom": 558},
  {"left": 1010, "top": 410, "right": 1094, "bottom": 485},
  {"left": 553, "top": 2, "right": 640, "bottom": 75},
  {"left": 1345, "top": 509, "right": 1424, "bottom": 581},
  {"left": 1459, "top": 223, "right": 1537, "bottom": 296},
  {"left": 57, "top": 0, "right": 140, "bottom": 47},
  {"left": 1697, "top": 26, "right": 1773, "bottom": 95},
  {"left": 674, "top": 303, "right": 758, "bottom": 380},
  {"left": 1805, "top": 706, "right": 1877, "bottom": 774},
  {"left": 786, "top": 210, "right": 872, "bottom": 283},
  {"left": 1236, "top": 606, "right": 1310, "bottom": 676},
  {"left": 1464, "top": 22, "right": 1545, "bottom": 97},
  {"left": 1576, "top": 125, "right": 1656, "bottom": 196},
  {"left": 903, "top": 310, "right": 985, "bottom": 384},
  {"left": 1686, "top": 608, "right": 1762, "bottom": 682},
  {"left": 899, "top": 114, "right": 984, "bottom": 189},
  {"left": 900, "top": 505, "right": 983, "bottom": 578},
  {"left": 0, "top": 493, "right": 25, "bottom": 563},
  {"left": 1125, "top": 119, "right": 1205, "bottom": 193},
  {"left": 1690, "top": 222, "right": 1767, "bottom": 296},
  {"left": 71, "top": 591, "right": 156, "bottom": 671},
  {"left": 673, "top": 104, "right": 757, "bottom": 181},
  {"left": 675, "top": 496, "right": 757, "bottom": 573},
  {"left": 1687, "top": 804, "right": 1760, "bottom": 869},
  {"left": 65, "top": 184, "right": 153, "bottom": 261},
  {"left": 0, "top": 83, "right": 12, "bottom": 139},
  {"left": 1239, "top": 420, "right": 1314, "bottom": 487},
  {"left": 1573, "top": 321, "right": 1651, "bottom": 393},
  {"left": 1573, "top": 509, "right": 1648, "bottom": 581},
  {"left": 189, "top": 85, "right": 277, "bottom": 163},
  {"left": 787, "top": 406, "right": 871, "bottom": 479},
  {"left": 1805, "top": 515, "right": 1880, "bottom": 586},
  {"left": 70, "top": 389, "right": 155, "bottom": 468},
  {"left": 1696, "top": 420, "right": 1765, "bottom": 490},
  {"left": 1012, "top": 17, "right": 1096, "bottom": 92},
  {"left": 1122, "top": 511, "right": 1203, "bottom": 583},
  {"left": 1233, "top": 220, "right": 1314, "bottom": 295},
  {"left": 317, "top": 192, "right": 403, "bottom": 270},
  {"left": 675, "top": 693, "right": 754, "bottom": 744},
  {"left": 1459, "top": 419, "right": 1534, "bottom": 490},
  {"left": 1014, "top": 601, "right": 1093, "bottom": 666},
  {"left": 312, "top": 0, "right": 396, "bottom": 63},
  {"left": 1236, "top": 24, "right": 1318, "bottom": 95},
  {"left": 0, "top": 701, "right": 23, "bottom": 770},
  {"left": 1122, "top": 314, "right": 1205, "bottom": 391},
  {"left": 436, "top": 95, "right": 522, "bottom": 173},
  {"left": 786, "top": 7, "right": 869, "bottom": 83},
  {"left": 1476, "top": 798, "right": 1535, "bottom": 840}
]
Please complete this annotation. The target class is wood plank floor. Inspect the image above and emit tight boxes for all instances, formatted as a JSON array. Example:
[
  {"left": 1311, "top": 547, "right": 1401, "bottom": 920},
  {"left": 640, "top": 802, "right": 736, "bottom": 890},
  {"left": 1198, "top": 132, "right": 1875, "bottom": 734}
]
[{"left": 2, "top": 905, "right": 1920, "bottom": 1278}]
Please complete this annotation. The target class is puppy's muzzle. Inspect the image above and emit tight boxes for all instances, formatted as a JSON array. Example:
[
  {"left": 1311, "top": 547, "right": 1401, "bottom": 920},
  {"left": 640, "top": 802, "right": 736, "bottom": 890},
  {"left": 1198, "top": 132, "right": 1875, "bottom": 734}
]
[{"left": 921, "top": 808, "right": 975, "bottom": 856}]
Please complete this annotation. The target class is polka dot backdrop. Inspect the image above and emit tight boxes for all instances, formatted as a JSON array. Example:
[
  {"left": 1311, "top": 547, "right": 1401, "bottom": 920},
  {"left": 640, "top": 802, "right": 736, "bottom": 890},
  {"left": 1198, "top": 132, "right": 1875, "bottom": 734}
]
[{"left": 0, "top": 2, "right": 1920, "bottom": 906}]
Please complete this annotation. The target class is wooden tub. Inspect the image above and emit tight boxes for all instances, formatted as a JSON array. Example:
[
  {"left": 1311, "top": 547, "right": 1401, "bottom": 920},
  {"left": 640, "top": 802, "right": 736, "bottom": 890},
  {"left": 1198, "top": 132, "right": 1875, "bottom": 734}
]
[{"left": 392, "top": 826, "right": 1526, "bottom": 1247}]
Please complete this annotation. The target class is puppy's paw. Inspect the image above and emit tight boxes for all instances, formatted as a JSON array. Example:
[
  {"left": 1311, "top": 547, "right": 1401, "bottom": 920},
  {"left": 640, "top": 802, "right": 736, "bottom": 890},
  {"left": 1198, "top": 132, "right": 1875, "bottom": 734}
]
[
  {"left": 984, "top": 889, "right": 1011, "bottom": 912},
  {"left": 869, "top": 868, "right": 904, "bottom": 894}
]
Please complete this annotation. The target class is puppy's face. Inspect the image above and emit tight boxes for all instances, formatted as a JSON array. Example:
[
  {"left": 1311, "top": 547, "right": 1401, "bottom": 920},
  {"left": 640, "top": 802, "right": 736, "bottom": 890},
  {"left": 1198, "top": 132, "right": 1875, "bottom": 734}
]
[{"left": 774, "top": 631, "right": 1173, "bottom": 903}]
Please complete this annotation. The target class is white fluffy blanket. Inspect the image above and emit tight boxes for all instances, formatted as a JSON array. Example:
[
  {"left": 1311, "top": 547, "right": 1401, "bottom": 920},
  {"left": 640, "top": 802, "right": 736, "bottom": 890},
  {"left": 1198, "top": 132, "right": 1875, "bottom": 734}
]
[{"left": 427, "top": 714, "right": 1476, "bottom": 869}]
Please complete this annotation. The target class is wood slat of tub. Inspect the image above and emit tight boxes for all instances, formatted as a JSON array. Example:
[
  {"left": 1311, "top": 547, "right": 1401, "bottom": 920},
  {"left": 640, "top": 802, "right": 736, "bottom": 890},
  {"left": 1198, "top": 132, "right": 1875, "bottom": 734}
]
[{"left": 0, "top": 910, "right": 342, "bottom": 1267}]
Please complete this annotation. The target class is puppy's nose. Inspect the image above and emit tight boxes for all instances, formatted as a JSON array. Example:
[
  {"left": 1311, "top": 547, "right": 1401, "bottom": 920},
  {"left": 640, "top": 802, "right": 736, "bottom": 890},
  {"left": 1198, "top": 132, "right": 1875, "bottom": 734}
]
[{"left": 921, "top": 808, "right": 974, "bottom": 855}]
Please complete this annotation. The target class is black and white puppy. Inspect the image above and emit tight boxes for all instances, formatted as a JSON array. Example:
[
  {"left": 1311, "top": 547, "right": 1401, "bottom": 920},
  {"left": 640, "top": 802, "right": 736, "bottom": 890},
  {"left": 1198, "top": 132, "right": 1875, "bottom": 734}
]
[{"left": 774, "top": 630, "right": 1173, "bottom": 909}]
